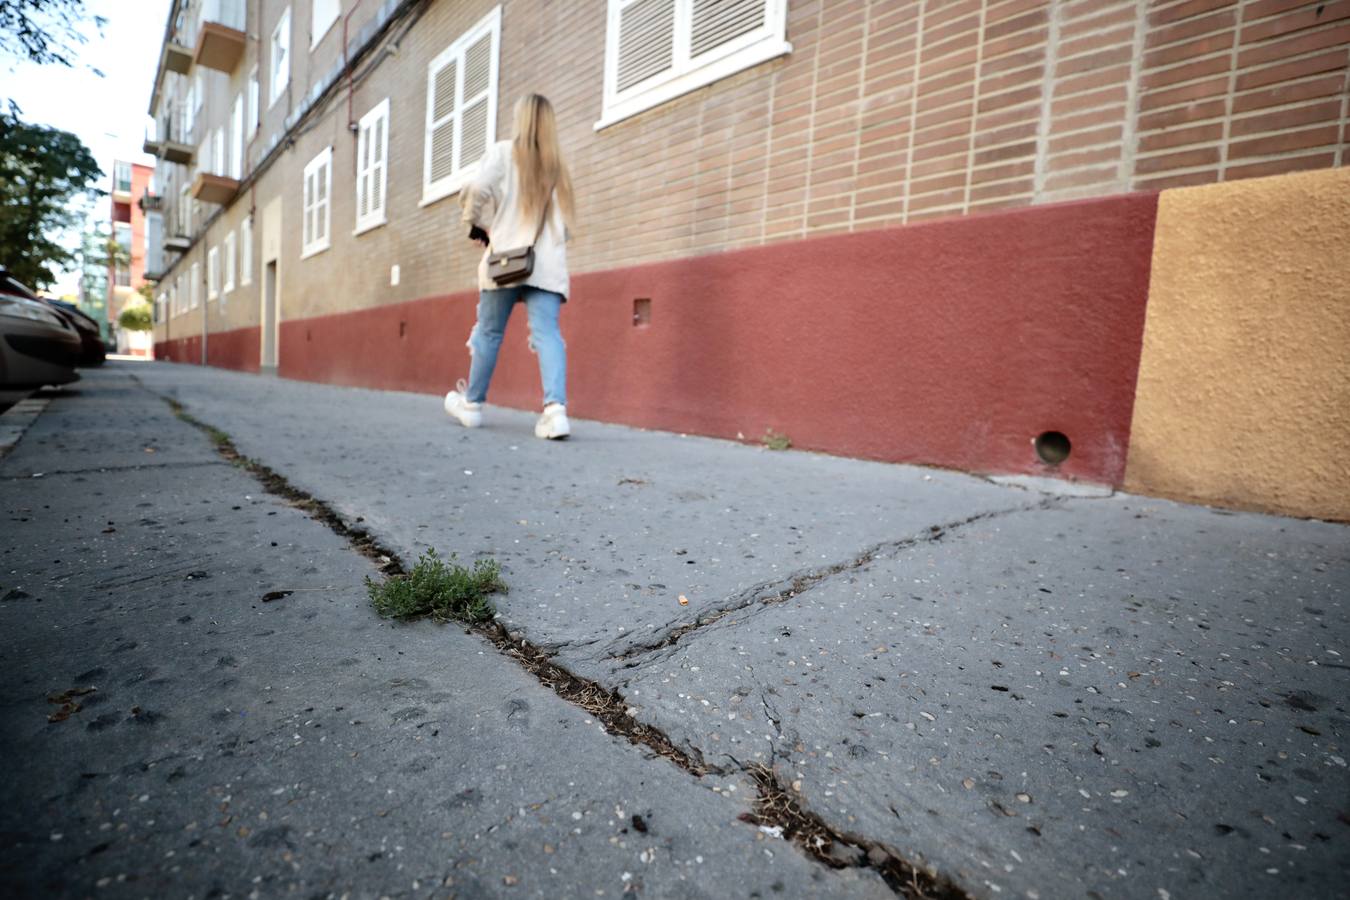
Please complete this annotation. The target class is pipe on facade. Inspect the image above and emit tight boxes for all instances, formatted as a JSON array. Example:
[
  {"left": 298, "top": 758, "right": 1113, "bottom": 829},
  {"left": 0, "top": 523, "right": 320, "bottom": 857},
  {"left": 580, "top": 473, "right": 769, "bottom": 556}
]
[{"left": 344, "top": 0, "right": 367, "bottom": 132}]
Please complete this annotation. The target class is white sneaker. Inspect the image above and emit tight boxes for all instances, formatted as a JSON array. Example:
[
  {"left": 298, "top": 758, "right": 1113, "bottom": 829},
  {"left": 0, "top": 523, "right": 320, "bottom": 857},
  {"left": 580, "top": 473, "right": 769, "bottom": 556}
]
[
  {"left": 444, "top": 379, "right": 482, "bottom": 428},
  {"left": 535, "top": 403, "right": 570, "bottom": 440}
]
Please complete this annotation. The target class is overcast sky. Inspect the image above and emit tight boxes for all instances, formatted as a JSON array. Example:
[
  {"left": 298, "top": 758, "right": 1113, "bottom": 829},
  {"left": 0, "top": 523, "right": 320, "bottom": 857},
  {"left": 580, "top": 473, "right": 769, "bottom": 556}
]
[{"left": 5, "top": 0, "right": 172, "bottom": 295}]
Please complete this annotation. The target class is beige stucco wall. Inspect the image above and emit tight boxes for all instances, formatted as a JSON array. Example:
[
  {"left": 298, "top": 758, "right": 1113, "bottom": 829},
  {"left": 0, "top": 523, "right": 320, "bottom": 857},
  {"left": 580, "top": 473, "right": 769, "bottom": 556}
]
[{"left": 1125, "top": 166, "right": 1350, "bottom": 521}]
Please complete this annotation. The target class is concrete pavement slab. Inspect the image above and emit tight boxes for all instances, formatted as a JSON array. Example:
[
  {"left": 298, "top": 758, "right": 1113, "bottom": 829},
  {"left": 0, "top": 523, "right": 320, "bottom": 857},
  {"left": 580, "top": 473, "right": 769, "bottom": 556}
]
[
  {"left": 0, "top": 367, "right": 889, "bottom": 899},
  {"left": 129, "top": 363, "right": 1031, "bottom": 682},
  {"left": 616, "top": 498, "right": 1350, "bottom": 899},
  {"left": 112, "top": 362, "right": 1350, "bottom": 899}
]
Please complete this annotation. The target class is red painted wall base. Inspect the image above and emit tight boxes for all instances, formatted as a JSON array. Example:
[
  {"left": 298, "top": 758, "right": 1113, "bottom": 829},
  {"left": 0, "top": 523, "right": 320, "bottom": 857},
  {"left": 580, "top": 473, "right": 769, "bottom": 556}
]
[
  {"left": 156, "top": 326, "right": 261, "bottom": 373},
  {"left": 174, "top": 193, "right": 1159, "bottom": 485}
]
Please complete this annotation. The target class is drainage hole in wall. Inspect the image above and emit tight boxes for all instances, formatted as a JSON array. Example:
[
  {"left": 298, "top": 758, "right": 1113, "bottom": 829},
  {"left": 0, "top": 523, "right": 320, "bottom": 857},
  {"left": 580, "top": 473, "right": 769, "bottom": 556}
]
[
  {"left": 1034, "top": 431, "right": 1071, "bottom": 465},
  {"left": 633, "top": 298, "right": 651, "bottom": 327}
]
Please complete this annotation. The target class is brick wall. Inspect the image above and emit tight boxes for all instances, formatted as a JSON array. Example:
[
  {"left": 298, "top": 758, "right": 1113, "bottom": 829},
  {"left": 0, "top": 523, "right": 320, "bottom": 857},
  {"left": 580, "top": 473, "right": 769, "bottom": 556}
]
[{"left": 154, "top": 0, "right": 1349, "bottom": 346}]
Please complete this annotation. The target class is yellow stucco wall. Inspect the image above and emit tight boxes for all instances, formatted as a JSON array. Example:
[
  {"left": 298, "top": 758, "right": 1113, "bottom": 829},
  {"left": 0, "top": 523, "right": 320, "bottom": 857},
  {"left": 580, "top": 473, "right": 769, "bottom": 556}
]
[{"left": 1125, "top": 166, "right": 1350, "bottom": 521}]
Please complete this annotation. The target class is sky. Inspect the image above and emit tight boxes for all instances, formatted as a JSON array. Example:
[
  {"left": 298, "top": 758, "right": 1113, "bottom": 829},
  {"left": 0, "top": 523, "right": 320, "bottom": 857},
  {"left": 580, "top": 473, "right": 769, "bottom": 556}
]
[{"left": 3, "top": 0, "right": 173, "bottom": 295}]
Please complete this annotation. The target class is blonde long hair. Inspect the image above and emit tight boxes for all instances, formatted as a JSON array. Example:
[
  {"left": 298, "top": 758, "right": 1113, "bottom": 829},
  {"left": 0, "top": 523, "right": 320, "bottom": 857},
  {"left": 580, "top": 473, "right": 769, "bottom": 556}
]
[{"left": 512, "top": 94, "right": 574, "bottom": 228}]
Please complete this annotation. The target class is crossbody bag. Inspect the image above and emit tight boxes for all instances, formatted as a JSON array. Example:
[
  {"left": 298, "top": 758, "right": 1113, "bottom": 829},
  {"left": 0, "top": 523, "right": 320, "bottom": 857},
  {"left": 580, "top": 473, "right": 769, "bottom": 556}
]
[{"left": 486, "top": 186, "right": 553, "bottom": 286}]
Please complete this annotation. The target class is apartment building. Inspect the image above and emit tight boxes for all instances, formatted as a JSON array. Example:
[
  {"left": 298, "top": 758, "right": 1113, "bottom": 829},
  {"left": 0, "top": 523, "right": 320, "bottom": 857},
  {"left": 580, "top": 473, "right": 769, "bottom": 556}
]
[
  {"left": 108, "top": 159, "right": 159, "bottom": 357},
  {"left": 144, "top": 1, "right": 1349, "bottom": 512}
]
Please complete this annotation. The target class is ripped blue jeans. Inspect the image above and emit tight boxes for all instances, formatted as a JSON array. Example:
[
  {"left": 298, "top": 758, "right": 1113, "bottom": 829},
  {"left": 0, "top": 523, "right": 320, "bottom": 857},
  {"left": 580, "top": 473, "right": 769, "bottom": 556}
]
[{"left": 465, "top": 286, "right": 567, "bottom": 408}]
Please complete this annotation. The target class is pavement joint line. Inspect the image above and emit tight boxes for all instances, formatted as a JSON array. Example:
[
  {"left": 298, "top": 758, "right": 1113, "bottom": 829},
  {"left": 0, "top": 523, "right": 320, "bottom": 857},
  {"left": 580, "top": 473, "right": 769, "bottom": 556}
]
[
  {"left": 134, "top": 376, "right": 980, "bottom": 900},
  {"left": 609, "top": 499, "right": 1055, "bottom": 666},
  {"left": 1, "top": 459, "right": 230, "bottom": 481}
]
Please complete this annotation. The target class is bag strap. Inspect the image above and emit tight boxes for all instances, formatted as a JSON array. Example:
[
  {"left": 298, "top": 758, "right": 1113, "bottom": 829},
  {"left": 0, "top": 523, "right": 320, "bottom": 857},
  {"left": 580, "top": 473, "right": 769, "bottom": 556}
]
[{"left": 529, "top": 182, "right": 556, "bottom": 249}]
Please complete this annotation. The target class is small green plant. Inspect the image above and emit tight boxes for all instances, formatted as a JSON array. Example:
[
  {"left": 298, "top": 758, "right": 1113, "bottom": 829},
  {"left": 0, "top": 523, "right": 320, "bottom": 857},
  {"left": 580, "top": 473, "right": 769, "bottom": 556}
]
[
  {"left": 367, "top": 549, "right": 504, "bottom": 623},
  {"left": 761, "top": 429, "right": 792, "bottom": 451},
  {"left": 118, "top": 303, "right": 153, "bottom": 331}
]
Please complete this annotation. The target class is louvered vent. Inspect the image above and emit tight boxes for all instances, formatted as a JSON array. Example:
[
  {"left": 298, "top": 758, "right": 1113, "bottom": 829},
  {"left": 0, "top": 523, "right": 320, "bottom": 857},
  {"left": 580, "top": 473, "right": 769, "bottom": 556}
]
[
  {"left": 617, "top": 0, "right": 675, "bottom": 92},
  {"left": 691, "top": 0, "right": 765, "bottom": 58}
]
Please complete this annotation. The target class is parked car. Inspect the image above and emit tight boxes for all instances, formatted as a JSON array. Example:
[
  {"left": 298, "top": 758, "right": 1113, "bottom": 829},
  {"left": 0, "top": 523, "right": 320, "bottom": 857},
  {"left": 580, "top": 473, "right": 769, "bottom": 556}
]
[
  {"left": 0, "top": 283, "right": 81, "bottom": 390},
  {"left": 43, "top": 298, "right": 107, "bottom": 366},
  {"left": 0, "top": 269, "right": 109, "bottom": 368}
]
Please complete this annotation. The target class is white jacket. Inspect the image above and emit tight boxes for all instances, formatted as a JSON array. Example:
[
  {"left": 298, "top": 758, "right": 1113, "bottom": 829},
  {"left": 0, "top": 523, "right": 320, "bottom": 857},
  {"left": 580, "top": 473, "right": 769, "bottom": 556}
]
[{"left": 461, "top": 140, "right": 569, "bottom": 299}]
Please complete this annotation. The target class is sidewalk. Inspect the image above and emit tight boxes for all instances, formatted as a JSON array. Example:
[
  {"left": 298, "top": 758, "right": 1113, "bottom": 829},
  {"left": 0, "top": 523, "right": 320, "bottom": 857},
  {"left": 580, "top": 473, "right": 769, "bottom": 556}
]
[{"left": 3, "top": 362, "right": 1347, "bottom": 899}]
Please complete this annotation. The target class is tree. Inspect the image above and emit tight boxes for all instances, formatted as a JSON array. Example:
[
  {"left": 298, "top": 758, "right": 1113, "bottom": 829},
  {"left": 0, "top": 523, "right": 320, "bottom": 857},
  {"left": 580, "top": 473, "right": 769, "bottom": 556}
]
[
  {"left": 0, "top": 0, "right": 105, "bottom": 71},
  {"left": 118, "top": 303, "right": 153, "bottom": 332},
  {"left": 0, "top": 103, "right": 102, "bottom": 291}
]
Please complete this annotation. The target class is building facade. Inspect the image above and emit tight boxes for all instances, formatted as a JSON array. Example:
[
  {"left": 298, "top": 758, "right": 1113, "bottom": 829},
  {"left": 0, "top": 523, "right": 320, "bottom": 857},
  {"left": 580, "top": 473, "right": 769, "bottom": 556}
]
[
  {"left": 109, "top": 160, "right": 159, "bottom": 357},
  {"left": 145, "top": 0, "right": 1350, "bottom": 516}
]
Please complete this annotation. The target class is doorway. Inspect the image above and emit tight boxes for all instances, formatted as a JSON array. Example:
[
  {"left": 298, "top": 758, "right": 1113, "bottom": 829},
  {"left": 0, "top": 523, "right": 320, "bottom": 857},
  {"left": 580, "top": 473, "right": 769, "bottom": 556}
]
[{"left": 262, "top": 260, "right": 278, "bottom": 374}]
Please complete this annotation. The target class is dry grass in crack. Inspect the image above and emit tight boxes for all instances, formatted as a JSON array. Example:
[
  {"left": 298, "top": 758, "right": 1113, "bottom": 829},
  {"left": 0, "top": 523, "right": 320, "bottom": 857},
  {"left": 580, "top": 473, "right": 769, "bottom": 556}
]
[
  {"left": 368, "top": 549, "right": 503, "bottom": 624},
  {"left": 742, "top": 764, "right": 972, "bottom": 900},
  {"left": 479, "top": 622, "right": 717, "bottom": 777}
]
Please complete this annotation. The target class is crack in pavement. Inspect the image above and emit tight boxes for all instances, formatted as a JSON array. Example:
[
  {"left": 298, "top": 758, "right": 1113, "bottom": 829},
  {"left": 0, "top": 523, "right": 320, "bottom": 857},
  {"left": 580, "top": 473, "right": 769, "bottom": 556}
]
[
  {"left": 139, "top": 380, "right": 978, "bottom": 900},
  {"left": 607, "top": 500, "right": 1054, "bottom": 667}
]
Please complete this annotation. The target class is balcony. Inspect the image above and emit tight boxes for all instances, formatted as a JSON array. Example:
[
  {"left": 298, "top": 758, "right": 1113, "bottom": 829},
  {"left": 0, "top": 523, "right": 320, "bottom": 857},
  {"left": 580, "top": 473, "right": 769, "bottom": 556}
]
[
  {"left": 193, "top": 0, "right": 247, "bottom": 73},
  {"left": 191, "top": 171, "right": 239, "bottom": 205},
  {"left": 144, "top": 105, "right": 195, "bottom": 165},
  {"left": 139, "top": 193, "right": 164, "bottom": 213},
  {"left": 162, "top": 40, "right": 193, "bottom": 75},
  {"left": 164, "top": 235, "right": 192, "bottom": 253},
  {"left": 142, "top": 135, "right": 195, "bottom": 166}
]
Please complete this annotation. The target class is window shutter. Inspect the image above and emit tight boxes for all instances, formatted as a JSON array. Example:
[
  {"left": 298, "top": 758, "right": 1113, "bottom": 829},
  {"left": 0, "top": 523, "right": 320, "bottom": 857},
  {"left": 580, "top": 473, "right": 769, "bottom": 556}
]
[
  {"left": 371, "top": 114, "right": 385, "bottom": 213},
  {"left": 617, "top": 0, "right": 676, "bottom": 92},
  {"left": 458, "top": 32, "right": 492, "bottom": 169},
  {"left": 691, "top": 0, "right": 765, "bottom": 58},
  {"left": 429, "top": 59, "right": 457, "bottom": 183},
  {"left": 357, "top": 122, "right": 370, "bottom": 219},
  {"left": 316, "top": 161, "right": 328, "bottom": 243},
  {"left": 303, "top": 170, "right": 314, "bottom": 246}
]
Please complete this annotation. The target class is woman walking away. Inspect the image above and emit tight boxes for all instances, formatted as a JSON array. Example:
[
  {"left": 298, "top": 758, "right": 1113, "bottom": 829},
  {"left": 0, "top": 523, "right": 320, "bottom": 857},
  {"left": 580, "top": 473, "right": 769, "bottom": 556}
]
[{"left": 444, "top": 93, "right": 576, "bottom": 440}]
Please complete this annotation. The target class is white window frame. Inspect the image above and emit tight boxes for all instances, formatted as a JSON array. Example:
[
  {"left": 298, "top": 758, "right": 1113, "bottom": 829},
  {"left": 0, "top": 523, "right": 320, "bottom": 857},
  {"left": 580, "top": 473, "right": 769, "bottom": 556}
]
[
  {"left": 311, "top": 0, "right": 340, "bottom": 48},
  {"left": 247, "top": 65, "right": 260, "bottom": 139},
  {"left": 224, "top": 230, "right": 237, "bottom": 294},
  {"left": 302, "top": 146, "right": 333, "bottom": 258},
  {"left": 421, "top": 6, "right": 500, "bottom": 206},
  {"left": 270, "top": 7, "right": 292, "bottom": 107},
  {"left": 355, "top": 98, "right": 389, "bottom": 235},
  {"left": 597, "top": 0, "right": 791, "bottom": 130},
  {"left": 207, "top": 246, "right": 220, "bottom": 300},
  {"left": 240, "top": 215, "right": 253, "bottom": 285},
  {"left": 190, "top": 262, "right": 201, "bottom": 310}
]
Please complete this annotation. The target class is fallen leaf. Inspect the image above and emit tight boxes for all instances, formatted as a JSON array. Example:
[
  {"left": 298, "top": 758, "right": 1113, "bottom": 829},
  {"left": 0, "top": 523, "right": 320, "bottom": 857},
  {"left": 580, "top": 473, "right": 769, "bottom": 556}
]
[
  {"left": 261, "top": 590, "right": 294, "bottom": 602},
  {"left": 678, "top": 595, "right": 689, "bottom": 606},
  {"left": 962, "top": 778, "right": 975, "bottom": 790},
  {"left": 503, "top": 875, "right": 518, "bottom": 886}
]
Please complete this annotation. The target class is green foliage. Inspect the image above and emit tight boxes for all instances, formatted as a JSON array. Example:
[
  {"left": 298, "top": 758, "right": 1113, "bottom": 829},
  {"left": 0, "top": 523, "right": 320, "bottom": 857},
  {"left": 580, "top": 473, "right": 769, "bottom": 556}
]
[
  {"left": 118, "top": 303, "right": 152, "bottom": 332},
  {"left": 0, "top": 103, "right": 102, "bottom": 291},
  {"left": 367, "top": 549, "right": 504, "bottom": 624},
  {"left": 761, "top": 429, "right": 792, "bottom": 451},
  {"left": 0, "top": 1, "right": 105, "bottom": 70}
]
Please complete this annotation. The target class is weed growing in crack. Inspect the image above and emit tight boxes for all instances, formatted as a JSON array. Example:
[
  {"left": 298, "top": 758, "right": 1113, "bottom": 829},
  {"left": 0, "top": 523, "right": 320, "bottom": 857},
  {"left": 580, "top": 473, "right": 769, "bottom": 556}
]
[
  {"left": 367, "top": 549, "right": 504, "bottom": 623},
  {"left": 761, "top": 429, "right": 792, "bottom": 451}
]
